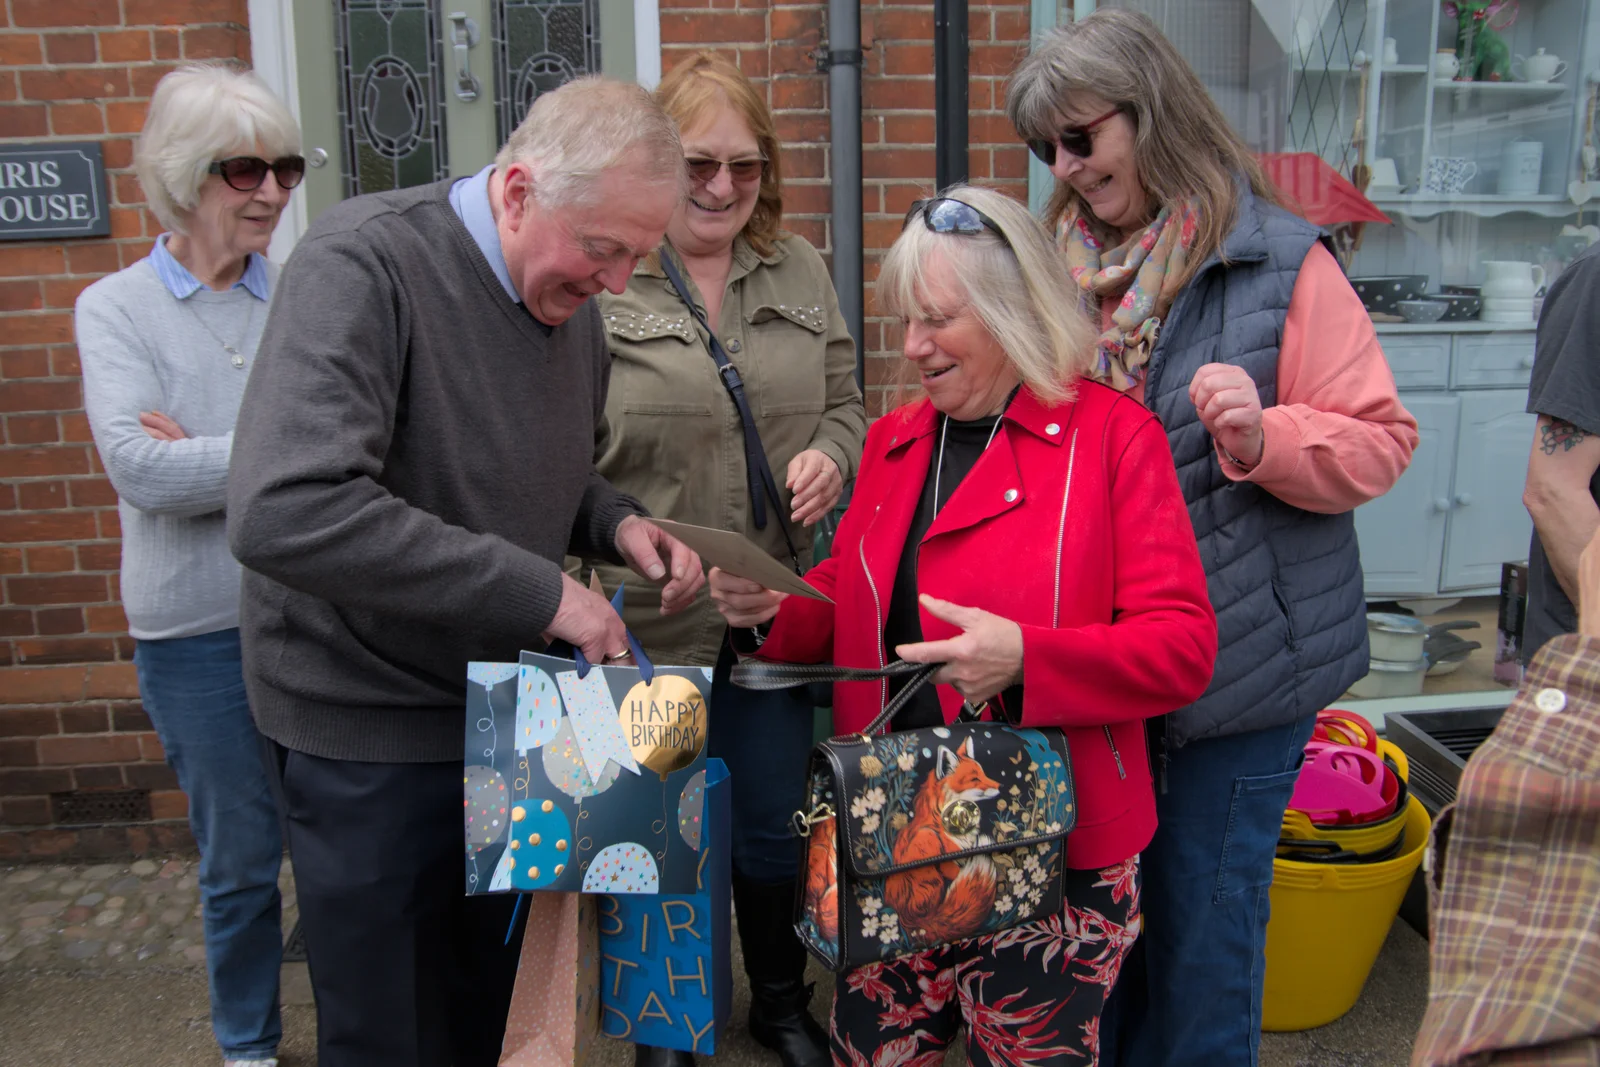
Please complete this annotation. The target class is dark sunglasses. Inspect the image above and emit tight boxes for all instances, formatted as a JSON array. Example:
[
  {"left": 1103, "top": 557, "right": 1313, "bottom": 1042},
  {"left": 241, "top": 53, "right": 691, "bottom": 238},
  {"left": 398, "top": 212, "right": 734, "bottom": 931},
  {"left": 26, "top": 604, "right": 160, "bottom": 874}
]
[
  {"left": 903, "top": 197, "right": 1011, "bottom": 248},
  {"left": 1025, "top": 106, "right": 1123, "bottom": 167},
  {"left": 207, "top": 155, "right": 307, "bottom": 192},
  {"left": 685, "top": 156, "right": 768, "bottom": 185}
]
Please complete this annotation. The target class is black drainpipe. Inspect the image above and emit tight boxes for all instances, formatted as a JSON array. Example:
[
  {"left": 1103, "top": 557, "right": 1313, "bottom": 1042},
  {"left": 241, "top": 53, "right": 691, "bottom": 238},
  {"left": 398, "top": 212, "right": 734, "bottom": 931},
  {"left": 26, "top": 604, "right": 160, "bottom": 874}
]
[
  {"left": 824, "top": 0, "right": 865, "bottom": 389},
  {"left": 934, "top": 0, "right": 969, "bottom": 190}
]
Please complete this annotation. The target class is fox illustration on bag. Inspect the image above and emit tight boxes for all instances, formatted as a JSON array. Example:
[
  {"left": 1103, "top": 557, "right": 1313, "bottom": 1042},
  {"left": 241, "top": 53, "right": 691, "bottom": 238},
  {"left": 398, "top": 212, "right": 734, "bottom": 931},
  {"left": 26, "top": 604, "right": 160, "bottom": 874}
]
[
  {"left": 803, "top": 814, "right": 840, "bottom": 945},
  {"left": 884, "top": 738, "right": 1002, "bottom": 946}
]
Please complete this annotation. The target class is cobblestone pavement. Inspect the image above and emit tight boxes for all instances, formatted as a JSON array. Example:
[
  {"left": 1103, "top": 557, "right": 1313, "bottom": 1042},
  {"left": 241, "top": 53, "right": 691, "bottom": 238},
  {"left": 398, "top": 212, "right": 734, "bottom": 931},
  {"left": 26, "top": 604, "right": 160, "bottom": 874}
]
[
  {"left": 0, "top": 855, "right": 1427, "bottom": 1066},
  {"left": 0, "top": 856, "right": 295, "bottom": 971}
]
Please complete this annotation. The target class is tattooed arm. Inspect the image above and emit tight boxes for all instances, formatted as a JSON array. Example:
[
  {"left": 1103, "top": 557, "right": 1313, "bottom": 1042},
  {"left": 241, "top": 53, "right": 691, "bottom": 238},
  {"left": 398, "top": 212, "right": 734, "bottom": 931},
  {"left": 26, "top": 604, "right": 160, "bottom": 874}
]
[{"left": 1524, "top": 415, "right": 1600, "bottom": 603}]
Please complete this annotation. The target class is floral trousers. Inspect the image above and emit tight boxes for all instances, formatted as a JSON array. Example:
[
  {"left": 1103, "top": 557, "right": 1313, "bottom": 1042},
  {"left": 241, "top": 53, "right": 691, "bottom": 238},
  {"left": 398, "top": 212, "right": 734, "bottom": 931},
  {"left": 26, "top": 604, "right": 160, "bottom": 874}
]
[{"left": 829, "top": 856, "right": 1141, "bottom": 1067}]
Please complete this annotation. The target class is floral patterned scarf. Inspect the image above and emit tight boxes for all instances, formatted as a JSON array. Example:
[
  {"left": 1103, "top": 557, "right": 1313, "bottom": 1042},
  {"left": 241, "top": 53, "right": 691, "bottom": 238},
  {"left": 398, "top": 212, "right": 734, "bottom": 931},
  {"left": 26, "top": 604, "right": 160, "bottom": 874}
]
[{"left": 1058, "top": 202, "right": 1200, "bottom": 391}]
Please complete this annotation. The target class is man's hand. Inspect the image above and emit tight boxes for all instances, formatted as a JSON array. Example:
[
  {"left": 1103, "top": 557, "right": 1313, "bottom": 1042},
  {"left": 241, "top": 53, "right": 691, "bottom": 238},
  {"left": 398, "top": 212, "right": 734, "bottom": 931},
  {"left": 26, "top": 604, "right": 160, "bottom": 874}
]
[
  {"left": 1189, "top": 364, "right": 1264, "bottom": 468},
  {"left": 544, "top": 571, "right": 630, "bottom": 664},
  {"left": 615, "top": 515, "right": 705, "bottom": 615},
  {"left": 787, "top": 449, "right": 843, "bottom": 527},
  {"left": 139, "top": 411, "right": 187, "bottom": 441},
  {"left": 894, "top": 595, "right": 1024, "bottom": 705},
  {"left": 708, "top": 567, "right": 786, "bottom": 628}
]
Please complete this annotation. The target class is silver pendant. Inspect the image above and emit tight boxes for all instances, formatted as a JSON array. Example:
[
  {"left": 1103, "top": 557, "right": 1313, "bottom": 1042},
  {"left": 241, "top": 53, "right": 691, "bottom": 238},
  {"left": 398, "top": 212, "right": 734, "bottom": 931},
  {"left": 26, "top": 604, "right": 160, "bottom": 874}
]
[
  {"left": 224, "top": 345, "right": 245, "bottom": 369},
  {"left": 231, "top": 354, "right": 246, "bottom": 368}
]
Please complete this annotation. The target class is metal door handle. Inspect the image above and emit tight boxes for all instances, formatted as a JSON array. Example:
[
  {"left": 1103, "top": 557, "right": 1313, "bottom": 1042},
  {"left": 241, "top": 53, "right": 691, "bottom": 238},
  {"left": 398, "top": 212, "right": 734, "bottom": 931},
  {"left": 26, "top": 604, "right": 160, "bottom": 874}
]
[
  {"left": 1433, "top": 497, "right": 1453, "bottom": 513},
  {"left": 1454, "top": 493, "right": 1474, "bottom": 507},
  {"left": 448, "top": 12, "right": 481, "bottom": 102},
  {"left": 307, "top": 147, "right": 328, "bottom": 169}
]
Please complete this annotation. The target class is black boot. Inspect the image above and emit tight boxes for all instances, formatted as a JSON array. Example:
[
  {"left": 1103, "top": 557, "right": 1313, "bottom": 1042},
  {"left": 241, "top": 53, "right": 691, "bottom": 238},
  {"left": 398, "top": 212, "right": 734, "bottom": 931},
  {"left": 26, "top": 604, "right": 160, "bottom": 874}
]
[
  {"left": 633, "top": 1044, "right": 696, "bottom": 1067},
  {"left": 734, "top": 872, "right": 830, "bottom": 1067}
]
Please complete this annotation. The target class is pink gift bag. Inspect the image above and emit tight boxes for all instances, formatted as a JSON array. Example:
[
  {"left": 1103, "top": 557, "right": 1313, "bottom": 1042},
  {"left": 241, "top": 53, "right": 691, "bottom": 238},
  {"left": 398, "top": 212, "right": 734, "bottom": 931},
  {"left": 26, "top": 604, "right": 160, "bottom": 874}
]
[{"left": 500, "top": 892, "right": 600, "bottom": 1066}]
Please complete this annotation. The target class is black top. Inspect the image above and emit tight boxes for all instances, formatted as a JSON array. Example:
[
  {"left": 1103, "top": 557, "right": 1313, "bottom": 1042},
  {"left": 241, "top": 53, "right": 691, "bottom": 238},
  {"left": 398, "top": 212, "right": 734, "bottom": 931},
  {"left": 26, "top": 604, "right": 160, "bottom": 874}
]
[
  {"left": 1524, "top": 242, "right": 1600, "bottom": 661},
  {"left": 884, "top": 401, "right": 1023, "bottom": 729}
]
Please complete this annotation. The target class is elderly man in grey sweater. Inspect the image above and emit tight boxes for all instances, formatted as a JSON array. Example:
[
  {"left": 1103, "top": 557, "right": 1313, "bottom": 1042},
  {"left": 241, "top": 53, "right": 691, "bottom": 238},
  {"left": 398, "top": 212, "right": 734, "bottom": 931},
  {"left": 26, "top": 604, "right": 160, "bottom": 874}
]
[{"left": 227, "top": 77, "right": 703, "bottom": 1067}]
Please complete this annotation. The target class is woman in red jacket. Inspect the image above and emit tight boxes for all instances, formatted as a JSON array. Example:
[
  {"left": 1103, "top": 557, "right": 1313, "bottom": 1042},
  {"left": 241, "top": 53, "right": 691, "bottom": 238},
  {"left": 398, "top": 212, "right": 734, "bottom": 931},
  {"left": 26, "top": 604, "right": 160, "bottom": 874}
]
[{"left": 708, "top": 183, "right": 1217, "bottom": 1066}]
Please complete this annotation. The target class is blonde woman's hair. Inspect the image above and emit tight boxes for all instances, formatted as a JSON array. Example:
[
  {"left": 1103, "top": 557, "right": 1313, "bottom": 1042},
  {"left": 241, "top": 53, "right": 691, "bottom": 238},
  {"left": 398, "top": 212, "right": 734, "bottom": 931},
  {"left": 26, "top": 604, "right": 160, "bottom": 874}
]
[
  {"left": 135, "top": 62, "right": 301, "bottom": 235},
  {"left": 655, "top": 51, "right": 785, "bottom": 257},
  {"left": 496, "top": 75, "right": 686, "bottom": 209},
  {"left": 1006, "top": 9, "right": 1281, "bottom": 283},
  {"left": 877, "top": 184, "right": 1096, "bottom": 405}
]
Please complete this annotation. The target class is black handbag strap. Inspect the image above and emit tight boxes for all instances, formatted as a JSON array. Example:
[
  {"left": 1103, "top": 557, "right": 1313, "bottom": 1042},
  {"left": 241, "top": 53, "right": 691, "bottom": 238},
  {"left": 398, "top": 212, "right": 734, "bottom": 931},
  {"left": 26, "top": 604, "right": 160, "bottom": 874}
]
[
  {"left": 731, "top": 658, "right": 956, "bottom": 737},
  {"left": 657, "top": 245, "right": 801, "bottom": 574}
]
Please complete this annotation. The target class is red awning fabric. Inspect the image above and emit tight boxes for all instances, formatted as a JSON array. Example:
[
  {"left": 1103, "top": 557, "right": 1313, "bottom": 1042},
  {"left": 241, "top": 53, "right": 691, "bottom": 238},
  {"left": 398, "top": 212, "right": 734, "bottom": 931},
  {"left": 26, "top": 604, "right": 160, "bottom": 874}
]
[{"left": 1258, "top": 153, "right": 1391, "bottom": 227}]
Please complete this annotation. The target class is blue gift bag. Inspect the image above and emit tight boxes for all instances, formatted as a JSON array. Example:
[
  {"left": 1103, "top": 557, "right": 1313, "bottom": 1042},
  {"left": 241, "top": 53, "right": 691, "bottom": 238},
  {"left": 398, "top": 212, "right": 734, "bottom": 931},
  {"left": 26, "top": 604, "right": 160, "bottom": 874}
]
[{"left": 599, "top": 758, "right": 731, "bottom": 1055}]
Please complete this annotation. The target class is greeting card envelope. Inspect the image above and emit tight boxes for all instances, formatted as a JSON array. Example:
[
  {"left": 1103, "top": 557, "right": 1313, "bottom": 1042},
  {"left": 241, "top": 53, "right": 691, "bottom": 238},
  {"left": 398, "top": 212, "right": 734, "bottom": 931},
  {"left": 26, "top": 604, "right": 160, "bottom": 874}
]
[
  {"left": 464, "top": 650, "right": 715, "bottom": 896},
  {"left": 645, "top": 519, "right": 833, "bottom": 602}
]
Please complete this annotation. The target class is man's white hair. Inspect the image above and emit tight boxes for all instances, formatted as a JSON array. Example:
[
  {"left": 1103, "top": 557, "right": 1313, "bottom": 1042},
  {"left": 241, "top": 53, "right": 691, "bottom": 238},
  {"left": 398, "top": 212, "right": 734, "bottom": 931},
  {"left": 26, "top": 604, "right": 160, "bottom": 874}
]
[
  {"left": 135, "top": 62, "right": 301, "bottom": 235},
  {"left": 495, "top": 75, "right": 686, "bottom": 209}
]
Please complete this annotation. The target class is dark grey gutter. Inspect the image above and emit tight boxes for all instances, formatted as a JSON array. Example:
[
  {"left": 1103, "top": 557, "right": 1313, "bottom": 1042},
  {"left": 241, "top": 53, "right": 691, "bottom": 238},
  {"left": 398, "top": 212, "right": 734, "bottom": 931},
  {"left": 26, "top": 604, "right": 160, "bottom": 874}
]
[{"left": 825, "top": 0, "right": 865, "bottom": 388}]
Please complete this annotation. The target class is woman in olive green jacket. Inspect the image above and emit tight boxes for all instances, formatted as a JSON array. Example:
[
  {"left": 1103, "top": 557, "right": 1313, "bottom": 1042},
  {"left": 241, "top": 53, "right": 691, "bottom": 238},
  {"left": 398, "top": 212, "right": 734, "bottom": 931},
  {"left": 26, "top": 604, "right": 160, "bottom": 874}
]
[{"left": 583, "top": 52, "right": 866, "bottom": 1067}]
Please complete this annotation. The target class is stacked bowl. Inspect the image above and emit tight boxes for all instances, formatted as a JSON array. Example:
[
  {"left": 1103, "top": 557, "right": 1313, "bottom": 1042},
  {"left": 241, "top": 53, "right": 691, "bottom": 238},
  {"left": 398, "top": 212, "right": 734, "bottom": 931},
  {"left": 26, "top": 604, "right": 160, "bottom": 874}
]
[{"left": 1263, "top": 709, "right": 1429, "bottom": 1030}]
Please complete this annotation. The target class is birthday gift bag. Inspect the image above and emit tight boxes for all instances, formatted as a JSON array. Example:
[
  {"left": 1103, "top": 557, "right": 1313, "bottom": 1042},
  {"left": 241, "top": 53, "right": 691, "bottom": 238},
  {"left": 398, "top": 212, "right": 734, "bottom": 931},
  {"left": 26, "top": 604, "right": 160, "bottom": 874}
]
[
  {"left": 499, "top": 892, "right": 600, "bottom": 1067},
  {"left": 464, "top": 644, "right": 714, "bottom": 897},
  {"left": 599, "top": 758, "right": 732, "bottom": 1055}
]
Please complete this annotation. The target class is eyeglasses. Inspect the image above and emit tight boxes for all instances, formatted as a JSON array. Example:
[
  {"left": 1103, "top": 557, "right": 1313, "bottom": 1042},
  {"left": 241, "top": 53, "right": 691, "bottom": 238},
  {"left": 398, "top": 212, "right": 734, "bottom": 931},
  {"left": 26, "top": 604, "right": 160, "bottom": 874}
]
[
  {"left": 685, "top": 156, "right": 768, "bottom": 185},
  {"left": 207, "top": 155, "right": 307, "bottom": 192},
  {"left": 1025, "top": 106, "right": 1123, "bottom": 167},
  {"left": 903, "top": 197, "right": 1010, "bottom": 248}
]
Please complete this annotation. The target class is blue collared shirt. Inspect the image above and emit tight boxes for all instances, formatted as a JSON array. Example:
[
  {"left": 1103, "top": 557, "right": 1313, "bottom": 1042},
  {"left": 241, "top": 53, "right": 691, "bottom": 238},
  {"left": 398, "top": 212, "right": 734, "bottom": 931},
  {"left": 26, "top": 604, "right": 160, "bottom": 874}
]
[
  {"left": 148, "top": 232, "right": 272, "bottom": 301},
  {"left": 450, "top": 165, "right": 520, "bottom": 304}
]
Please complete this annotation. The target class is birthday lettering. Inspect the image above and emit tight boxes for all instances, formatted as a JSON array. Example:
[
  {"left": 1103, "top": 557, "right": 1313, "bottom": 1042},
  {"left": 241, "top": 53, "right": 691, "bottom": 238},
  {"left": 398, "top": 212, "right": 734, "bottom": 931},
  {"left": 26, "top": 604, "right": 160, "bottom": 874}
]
[
  {"left": 601, "top": 1003, "right": 633, "bottom": 1039},
  {"left": 685, "top": 1015, "right": 714, "bottom": 1052},
  {"left": 603, "top": 952, "right": 640, "bottom": 997},
  {"left": 660, "top": 900, "right": 699, "bottom": 944},
  {"left": 627, "top": 723, "right": 703, "bottom": 750},
  {"left": 665, "top": 954, "right": 708, "bottom": 997},
  {"left": 626, "top": 697, "right": 705, "bottom": 724},
  {"left": 638, "top": 990, "right": 673, "bottom": 1025}
]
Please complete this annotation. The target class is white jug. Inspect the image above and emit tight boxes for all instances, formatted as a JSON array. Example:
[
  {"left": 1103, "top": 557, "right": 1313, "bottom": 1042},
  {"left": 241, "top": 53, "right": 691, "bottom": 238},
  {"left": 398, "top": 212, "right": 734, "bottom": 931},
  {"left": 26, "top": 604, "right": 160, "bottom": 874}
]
[
  {"left": 1513, "top": 49, "right": 1567, "bottom": 83},
  {"left": 1482, "top": 260, "right": 1548, "bottom": 300}
]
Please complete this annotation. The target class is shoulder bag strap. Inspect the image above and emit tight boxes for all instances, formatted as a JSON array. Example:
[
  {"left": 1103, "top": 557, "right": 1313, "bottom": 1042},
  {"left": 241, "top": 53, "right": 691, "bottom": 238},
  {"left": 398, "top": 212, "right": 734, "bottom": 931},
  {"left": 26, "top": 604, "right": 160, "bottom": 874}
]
[
  {"left": 731, "top": 658, "right": 983, "bottom": 737},
  {"left": 657, "top": 245, "right": 802, "bottom": 574}
]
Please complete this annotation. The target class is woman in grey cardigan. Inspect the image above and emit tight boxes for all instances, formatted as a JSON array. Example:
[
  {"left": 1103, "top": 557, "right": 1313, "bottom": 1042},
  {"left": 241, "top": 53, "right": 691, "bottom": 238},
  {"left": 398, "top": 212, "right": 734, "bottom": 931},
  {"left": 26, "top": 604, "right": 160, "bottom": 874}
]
[{"left": 74, "top": 63, "right": 303, "bottom": 1067}]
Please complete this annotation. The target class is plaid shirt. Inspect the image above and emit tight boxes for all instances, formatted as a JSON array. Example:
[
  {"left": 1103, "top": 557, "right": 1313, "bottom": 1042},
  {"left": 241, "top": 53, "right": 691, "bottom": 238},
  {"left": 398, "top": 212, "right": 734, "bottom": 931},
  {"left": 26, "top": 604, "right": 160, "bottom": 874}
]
[{"left": 1412, "top": 634, "right": 1600, "bottom": 1067}]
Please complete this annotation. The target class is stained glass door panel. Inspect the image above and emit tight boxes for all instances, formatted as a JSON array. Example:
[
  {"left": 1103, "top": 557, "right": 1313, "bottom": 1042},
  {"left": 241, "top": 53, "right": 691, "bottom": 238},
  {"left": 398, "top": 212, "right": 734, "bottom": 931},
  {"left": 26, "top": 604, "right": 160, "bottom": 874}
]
[
  {"left": 494, "top": 0, "right": 603, "bottom": 143},
  {"left": 335, "top": 0, "right": 450, "bottom": 196}
]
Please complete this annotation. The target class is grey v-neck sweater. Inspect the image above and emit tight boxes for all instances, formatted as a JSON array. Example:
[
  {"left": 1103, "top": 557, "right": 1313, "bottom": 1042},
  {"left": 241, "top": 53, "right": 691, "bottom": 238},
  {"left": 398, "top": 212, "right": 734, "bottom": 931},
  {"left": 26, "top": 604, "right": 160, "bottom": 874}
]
[{"left": 228, "top": 179, "right": 644, "bottom": 763}]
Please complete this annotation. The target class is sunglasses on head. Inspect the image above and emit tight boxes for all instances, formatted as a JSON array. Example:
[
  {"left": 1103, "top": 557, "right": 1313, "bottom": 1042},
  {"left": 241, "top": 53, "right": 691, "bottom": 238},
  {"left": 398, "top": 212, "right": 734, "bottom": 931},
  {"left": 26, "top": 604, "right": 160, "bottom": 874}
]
[
  {"left": 685, "top": 156, "right": 768, "bottom": 185},
  {"left": 903, "top": 197, "right": 1011, "bottom": 248},
  {"left": 1025, "top": 106, "right": 1123, "bottom": 167},
  {"left": 207, "top": 155, "right": 307, "bottom": 192}
]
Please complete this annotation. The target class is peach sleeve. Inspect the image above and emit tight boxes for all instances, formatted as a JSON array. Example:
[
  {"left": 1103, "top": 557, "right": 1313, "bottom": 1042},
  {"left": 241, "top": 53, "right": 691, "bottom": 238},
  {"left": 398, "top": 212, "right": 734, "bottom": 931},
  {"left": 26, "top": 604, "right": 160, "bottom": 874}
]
[{"left": 1215, "top": 242, "right": 1419, "bottom": 514}]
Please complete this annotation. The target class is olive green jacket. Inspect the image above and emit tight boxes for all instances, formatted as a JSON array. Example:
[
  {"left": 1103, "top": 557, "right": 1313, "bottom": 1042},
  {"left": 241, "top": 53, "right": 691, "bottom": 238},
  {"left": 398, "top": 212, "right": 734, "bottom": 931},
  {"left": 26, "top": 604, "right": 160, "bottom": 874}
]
[{"left": 574, "top": 233, "right": 866, "bottom": 666}]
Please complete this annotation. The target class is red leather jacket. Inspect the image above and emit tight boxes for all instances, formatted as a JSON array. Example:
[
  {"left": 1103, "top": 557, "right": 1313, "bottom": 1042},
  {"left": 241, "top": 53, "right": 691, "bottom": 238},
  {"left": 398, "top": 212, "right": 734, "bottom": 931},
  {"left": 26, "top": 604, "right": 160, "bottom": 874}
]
[{"left": 754, "top": 381, "right": 1217, "bottom": 868}]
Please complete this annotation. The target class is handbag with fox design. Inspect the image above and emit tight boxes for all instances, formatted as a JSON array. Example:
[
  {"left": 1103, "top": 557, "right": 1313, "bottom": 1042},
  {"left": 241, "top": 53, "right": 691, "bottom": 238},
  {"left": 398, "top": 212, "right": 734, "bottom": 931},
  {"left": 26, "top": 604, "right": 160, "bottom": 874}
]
[{"left": 731, "top": 660, "right": 1076, "bottom": 972}]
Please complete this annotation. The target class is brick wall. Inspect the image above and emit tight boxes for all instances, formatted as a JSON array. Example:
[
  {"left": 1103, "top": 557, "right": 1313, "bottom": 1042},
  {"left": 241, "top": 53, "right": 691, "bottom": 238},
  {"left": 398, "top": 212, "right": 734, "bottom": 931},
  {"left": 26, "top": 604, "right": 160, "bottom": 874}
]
[
  {"left": 0, "top": 0, "right": 1031, "bottom": 857},
  {"left": 0, "top": 0, "right": 251, "bottom": 859},
  {"left": 658, "top": 0, "right": 1032, "bottom": 413}
]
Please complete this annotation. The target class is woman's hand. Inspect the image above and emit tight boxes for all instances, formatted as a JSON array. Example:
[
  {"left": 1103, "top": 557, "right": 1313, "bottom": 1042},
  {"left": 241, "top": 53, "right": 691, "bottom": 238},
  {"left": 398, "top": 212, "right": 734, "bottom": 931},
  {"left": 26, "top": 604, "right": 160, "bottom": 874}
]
[
  {"left": 1189, "top": 364, "right": 1263, "bottom": 468},
  {"left": 787, "top": 449, "right": 842, "bottom": 527},
  {"left": 708, "top": 566, "right": 786, "bottom": 628},
  {"left": 894, "top": 595, "right": 1024, "bottom": 705},
  {"left": 139, "top": 411, "right": 187, "bottom": 441}
]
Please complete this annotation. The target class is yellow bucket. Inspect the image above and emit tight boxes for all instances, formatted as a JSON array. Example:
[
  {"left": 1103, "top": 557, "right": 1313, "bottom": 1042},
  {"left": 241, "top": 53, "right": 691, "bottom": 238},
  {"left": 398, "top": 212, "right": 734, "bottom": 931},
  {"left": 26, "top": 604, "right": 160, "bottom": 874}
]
[
  {"left": 1277, "top": 738, "right": 1413, "bottom": 856},
  {"left": 1262, "top": 794, "right": 1430, "bottom": 1031}
]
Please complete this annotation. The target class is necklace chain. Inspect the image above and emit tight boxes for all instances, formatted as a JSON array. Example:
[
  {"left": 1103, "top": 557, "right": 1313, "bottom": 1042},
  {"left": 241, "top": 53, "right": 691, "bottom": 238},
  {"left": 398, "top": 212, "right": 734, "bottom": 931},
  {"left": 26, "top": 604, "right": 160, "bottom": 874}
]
[
  {"left": 933, "top": 410, "right": 1005, "bottom": 514},
  {"left": 181, "top": 297, "right": 257, "bottom": 369}
]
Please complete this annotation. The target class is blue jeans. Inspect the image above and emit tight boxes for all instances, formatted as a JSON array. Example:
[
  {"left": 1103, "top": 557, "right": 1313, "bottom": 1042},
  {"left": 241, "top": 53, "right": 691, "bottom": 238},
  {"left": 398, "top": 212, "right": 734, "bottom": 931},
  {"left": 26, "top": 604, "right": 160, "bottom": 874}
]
[
  {"left": 134, "top": 629, "right": 283, "bottom": 1060},
  {"left": 707, "top": 639, "right": 817, "bottom": 883},
  {"left": 1101, "top": 712, "right": 1317, "bottom": 1067}
]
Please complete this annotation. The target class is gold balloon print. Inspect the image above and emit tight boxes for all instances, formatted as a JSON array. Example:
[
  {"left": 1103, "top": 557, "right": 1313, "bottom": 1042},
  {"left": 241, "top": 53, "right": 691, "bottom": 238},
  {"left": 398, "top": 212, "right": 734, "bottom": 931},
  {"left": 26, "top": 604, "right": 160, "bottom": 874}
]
[
  {"left": 530, "top": 833, "right": 541, "bottom": 846},
  {"left": 511, "top": 806, "right": 525, "bottom": 822},
  {"left": 622, "top": 674, "right": 708, "bottom": 779},
  {"left": 541, "top": 800, "right": 554, "bottom": 813}
]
